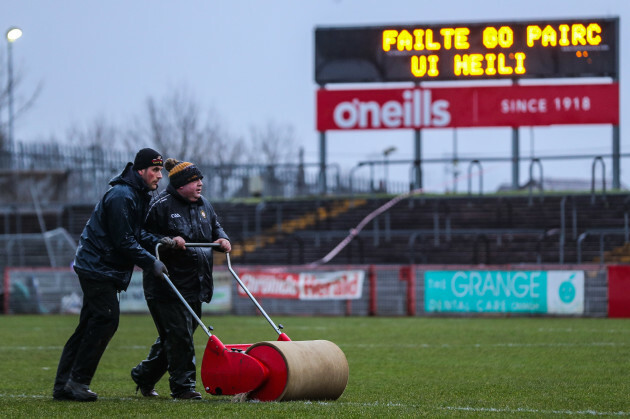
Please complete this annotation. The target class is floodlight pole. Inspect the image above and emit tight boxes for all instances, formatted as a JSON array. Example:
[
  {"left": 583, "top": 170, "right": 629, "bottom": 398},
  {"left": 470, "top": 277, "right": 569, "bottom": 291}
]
[{"left": 6, "top": 27, "right": 22, "bottom": 156}]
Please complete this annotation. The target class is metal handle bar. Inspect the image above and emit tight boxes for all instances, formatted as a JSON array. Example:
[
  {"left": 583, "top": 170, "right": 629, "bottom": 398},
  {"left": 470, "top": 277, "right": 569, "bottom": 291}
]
[
  {"left": 155, "top": 243, "right": 213, "bottom": 337},
  {"left": 184, "top": 242, "right": 284, "bottom": 336},
  {"left": 156, "top": 242, "right": 284, "bottom": 337}
]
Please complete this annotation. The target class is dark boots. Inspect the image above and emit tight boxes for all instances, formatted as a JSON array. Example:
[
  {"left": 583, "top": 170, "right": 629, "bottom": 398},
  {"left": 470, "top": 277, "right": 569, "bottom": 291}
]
[{"left": 56, "top": 379, "right": 98, "bottom": 402}]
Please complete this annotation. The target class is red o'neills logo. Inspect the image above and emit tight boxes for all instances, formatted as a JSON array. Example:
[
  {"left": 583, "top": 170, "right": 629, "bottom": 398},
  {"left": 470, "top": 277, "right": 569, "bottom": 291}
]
[{"left": 332, "top": 89, "right": 451, "bottom": 129}]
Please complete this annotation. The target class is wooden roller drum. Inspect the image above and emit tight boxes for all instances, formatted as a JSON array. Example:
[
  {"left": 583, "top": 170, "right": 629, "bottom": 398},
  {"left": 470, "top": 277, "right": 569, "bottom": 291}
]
[{"left": 245, "top": 340, "right": 349, "bottom": 402}]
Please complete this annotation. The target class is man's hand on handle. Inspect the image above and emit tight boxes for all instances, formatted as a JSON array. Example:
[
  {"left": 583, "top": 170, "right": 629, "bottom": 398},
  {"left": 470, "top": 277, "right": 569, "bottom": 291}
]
[
  {"left": 160, "top": 236, "right": 186, "bottom": 249},
  {"left": 152, "top": 259, "right": 169, "bottom": 277},
  {"left": 215, "top": 238, "right": 231, "bottom": 253}
]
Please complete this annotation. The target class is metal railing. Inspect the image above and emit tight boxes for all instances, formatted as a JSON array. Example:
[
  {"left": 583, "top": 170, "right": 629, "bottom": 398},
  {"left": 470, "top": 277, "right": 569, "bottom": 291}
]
[
  {"left": 352, "top": 153, "right": 629, "bottom": 197},
  {"left": 2, "top": 141, "right": 628, "bottom": 203},
  {"left": 576, "top": 230, "right": 627, "bottom": 264}
]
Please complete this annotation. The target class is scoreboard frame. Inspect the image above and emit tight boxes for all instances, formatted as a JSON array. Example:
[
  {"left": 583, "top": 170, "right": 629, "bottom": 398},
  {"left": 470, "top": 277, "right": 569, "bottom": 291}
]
[{"left": 314, "top": 17, "right": 619, "bottom": 84}]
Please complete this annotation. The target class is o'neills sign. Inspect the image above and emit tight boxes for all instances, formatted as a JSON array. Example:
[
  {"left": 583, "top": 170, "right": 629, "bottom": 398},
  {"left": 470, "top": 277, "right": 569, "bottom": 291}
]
[
  {"left": 237, "top": 270, "right": 364, "bottom": 300},
  {"left": 316, "top": 83, "right": 618, "bottom": 131}
]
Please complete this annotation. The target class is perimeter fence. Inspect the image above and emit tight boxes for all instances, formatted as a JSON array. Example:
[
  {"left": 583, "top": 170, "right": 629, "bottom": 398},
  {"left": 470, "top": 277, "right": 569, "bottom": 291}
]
[
  {"left": 2, "top": 262, "right": 608, "bottom": 317},
  {"left": 0, "top": 142, "right": 399, "bottom": 204}
]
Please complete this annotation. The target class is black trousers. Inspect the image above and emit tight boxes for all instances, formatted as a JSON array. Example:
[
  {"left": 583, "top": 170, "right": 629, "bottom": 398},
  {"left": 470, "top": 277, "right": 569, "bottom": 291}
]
[
  {"left": 131, "top": 298, "right": 200, "bottom": 397},
  {"left": 54, "top": 275, "right": 120, "bottom": 391}
]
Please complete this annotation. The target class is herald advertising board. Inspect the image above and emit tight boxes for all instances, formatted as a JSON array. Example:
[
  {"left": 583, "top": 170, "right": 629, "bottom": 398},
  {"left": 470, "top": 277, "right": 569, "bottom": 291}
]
[
  {"left": 236, "top": 270, "right": 365, "bottom": 300},
  {"left": 316, "top": 83, "right": 618, "bottom": 130},
  {"left": 424, "top": 270, "right": 585, "bottom": 314}
]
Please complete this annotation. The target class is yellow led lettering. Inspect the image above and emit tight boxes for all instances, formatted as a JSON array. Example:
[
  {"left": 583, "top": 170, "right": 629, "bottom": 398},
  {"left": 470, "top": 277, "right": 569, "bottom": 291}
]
[
  {"left": 558, "top": 25, "right": 570, "bottom": 46},
  {"left": 454, "top": 27, "right": 470, "bottom": 49},
  {"left": 427, "top": 55, "right": 439, "bottom": 76},
  {"left": 469, "top": 53, "right": 484, "bottom": 75},
  {"left": 382, "top": 30, "right": 398, "bottom": 52},
  {"left": 514, "top": 52, "right": 526, "bottom": 74},
  {"left": 413, "top": 29, "right": 425, "bottom": 50},
  {"left": 440, "top": 28, "right": 455, "bottom": 49},
  {"left": 497, "top": 53, "right": 513, "bottom": 75},
  {"left": 397, "top": 29, "right": 414, "bottom": 51},
  {"left": 411, "top": 55, "right": 428, "bottom": 76},
  {"left": 485, "top": 53, "right": 497, "bottom": 75},
  {"left": 453, "top": 54, "right": 469, "bottom": 76},
  {"left": 411, "top": 55, "right": 439, "bottom": 77},
  {"left": 541, "top": 25, "right": 557, "bottom": 46},
  {"left": 498, "top": 27, "right": 514, "bottom": 48},
  {"left": 572, "top": 24, "right": 587, "bottom": 45},
  {"left": 483, "top": 27, "right": 498, "bottom": 48},
  {"left": 425, "top": 29, "right": 441, "bottom": 50},
  {"left": 586, "top": 23, "right": 602, "bottom": 45},
  {"left": 527, "top": 25, "right": 542, "bottom": 47},
  {"left": 382, "top": 20, "right": 608, "bottom": 80}
]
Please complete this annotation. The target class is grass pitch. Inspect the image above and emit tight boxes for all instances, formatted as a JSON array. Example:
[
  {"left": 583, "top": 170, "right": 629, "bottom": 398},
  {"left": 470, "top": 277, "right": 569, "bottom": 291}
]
[{"left": 0, "top": 314, "right": 629, "bottom": 417}]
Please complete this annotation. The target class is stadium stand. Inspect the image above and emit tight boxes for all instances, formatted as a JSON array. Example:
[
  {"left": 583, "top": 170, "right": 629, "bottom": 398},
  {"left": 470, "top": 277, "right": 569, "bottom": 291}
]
[{"left": 0, "top": 192, "right": 627, "bottom": 271}]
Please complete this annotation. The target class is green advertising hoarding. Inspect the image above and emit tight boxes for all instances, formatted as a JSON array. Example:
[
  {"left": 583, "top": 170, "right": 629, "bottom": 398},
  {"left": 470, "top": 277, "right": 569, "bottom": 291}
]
[{"left": 425, "top": 270, "right": 584, "bottom": 314}]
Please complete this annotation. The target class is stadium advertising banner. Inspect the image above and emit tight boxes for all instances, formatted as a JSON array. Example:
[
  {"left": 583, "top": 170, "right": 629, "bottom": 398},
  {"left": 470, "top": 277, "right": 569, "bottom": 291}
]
[
  {"left": 4, "top": 268, "right": 232, "bottom": 314},
  {"left": 237, "top": 270, "right": 364, "bottom": 300},
  {"left": 120, "top": 271, "right": 232, "bottom": 313},
  {"left": 424, "top": 270, "right": 584, "bottom": 314},
  {"left": 4, "top": 268, "right": 82, "bottom": 314},
  {"left": 316, "top": 83, "right": 619, "bottom": 131}
]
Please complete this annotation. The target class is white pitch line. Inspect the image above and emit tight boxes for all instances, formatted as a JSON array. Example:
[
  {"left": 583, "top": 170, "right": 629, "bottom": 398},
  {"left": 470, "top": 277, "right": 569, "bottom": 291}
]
[
  {"left": 0, "top": 345, "right": 153, "bottom": 351},
  {"left": 1, "top": 394, "right": 628, "bottom": 415},
  {"left": 440, "top": 406, "right": 630, "bottom": 416},
  {"left": 315, "top": 402, "right": 630, "bottom": 416},
  {"left": 1, "top": 341, "right": 626, "bottom": 351},
  {"left": 347, "top": 341, "right": 626, "bottom": 349},
  {"left": 538, "top": 328, "right": 630, "bottom": 334}
]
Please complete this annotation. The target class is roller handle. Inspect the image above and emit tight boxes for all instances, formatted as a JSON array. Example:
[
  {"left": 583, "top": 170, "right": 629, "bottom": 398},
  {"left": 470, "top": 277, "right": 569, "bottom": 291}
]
[
  {"left": 184, "top": 243, "right": 286, "bottom": 337},
  {"left": 159, "top": 242, "right": 289, "bottom": 339},
  {"left": 155, "top": 243, "right": 213, "bottom": 337},
  {"left": 223, "top": 252, "right": 288, "bottom": 338}
]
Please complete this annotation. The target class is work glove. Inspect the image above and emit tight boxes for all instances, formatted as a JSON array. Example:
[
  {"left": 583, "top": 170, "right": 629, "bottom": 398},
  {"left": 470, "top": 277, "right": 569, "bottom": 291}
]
[
  {"left": 159, "top": 237, "right": 178, "bottom": 249},
  {"left": 152, "top": 259, "right": 169, "bottom": 277}
]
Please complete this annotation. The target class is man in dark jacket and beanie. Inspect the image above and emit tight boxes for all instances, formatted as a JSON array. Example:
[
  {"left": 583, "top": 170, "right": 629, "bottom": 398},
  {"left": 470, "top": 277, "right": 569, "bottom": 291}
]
[
  {"left": 131, "top": 158, "right": 230, "bottom": 400},
  {"left": 53, "top": 148, "right": 172, "bottom": 402}
]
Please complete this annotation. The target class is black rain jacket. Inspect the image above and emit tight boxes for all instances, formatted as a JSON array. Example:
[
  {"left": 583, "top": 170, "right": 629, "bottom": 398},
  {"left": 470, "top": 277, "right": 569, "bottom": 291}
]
[
  {"left": 73, "top": 162, "right": 160, "bottom": 291},
  {"left": 143, "top": 184, "right": 229, "bottom": 303}
]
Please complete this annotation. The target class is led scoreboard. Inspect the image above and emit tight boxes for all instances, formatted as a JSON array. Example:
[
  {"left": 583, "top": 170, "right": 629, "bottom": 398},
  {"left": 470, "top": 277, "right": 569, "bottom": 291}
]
[{"left": 314, "top": 18, "right": 618, "bottom": 83}]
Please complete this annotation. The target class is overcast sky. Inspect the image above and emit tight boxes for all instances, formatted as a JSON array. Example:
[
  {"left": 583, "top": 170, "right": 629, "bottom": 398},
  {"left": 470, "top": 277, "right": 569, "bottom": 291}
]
[{"left": 2, "top": 0, "right": 628, "bottom": 192}]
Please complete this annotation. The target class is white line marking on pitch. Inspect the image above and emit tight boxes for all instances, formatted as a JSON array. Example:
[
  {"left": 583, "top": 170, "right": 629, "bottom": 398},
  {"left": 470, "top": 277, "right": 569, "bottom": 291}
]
[
  {"left": 317, "top": 402, "right": 630, "bottom": 416},
  {"left": 441, "top": 405, "right": 630, "bottom": 416},
  {"left": 1, "top": 342, "right": 626, "bottom": 351},
  {"left": 538, "top": 328, "right": 630, "bottom": 334},
  {"left": 347, "top": 342, "right": 626, "bottom": 349},
  {"left": 1, "top": 394, "right": 628, "bottom": 415}
]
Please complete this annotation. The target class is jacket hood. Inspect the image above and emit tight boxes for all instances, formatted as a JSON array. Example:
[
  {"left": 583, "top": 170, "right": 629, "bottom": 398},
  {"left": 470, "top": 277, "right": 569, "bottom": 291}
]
[{"left": 109, "top": 162, "right": 152, "bottom": 193}]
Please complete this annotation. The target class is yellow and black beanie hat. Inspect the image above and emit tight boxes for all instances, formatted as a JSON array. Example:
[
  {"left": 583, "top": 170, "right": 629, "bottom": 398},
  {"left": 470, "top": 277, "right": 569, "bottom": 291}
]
[{"left": 164, "top": 158, "right": 203, "bottom": 188}]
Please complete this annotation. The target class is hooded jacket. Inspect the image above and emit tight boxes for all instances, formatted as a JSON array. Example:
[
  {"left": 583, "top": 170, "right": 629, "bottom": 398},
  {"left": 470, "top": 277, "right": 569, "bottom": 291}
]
[
  {"left": 73, "top": 162, "right": 159, "bottom": 291},
  {"left": 142, "top": 183, "right": 229, "bottom": 303}
]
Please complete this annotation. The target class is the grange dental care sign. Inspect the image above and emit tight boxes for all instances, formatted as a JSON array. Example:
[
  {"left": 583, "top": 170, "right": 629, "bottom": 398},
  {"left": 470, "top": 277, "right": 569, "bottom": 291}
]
[
  {"left": 316, "top": 83, "right": 618, "bottom": 130},
  {"left": 315, "top": 18, "right": 618, "bottom": 83},
  {"left": 424, "top": 270, "right": 585, "bottom": 314}
]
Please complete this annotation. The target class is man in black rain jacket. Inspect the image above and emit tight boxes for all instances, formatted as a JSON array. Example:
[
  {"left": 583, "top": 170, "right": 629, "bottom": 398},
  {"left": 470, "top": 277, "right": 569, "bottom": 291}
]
[
  {"left": 131, "top": 158, "right": 230, "bottom": 400},
  {"left": 53, "top": 148, "right": 170, "bottom": 402}
]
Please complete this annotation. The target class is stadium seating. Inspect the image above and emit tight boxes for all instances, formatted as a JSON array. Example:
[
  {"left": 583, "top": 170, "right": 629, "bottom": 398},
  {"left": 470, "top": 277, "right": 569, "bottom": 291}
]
[{"left": 0, "top": 192, "right": 627, "bottom": 270}]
